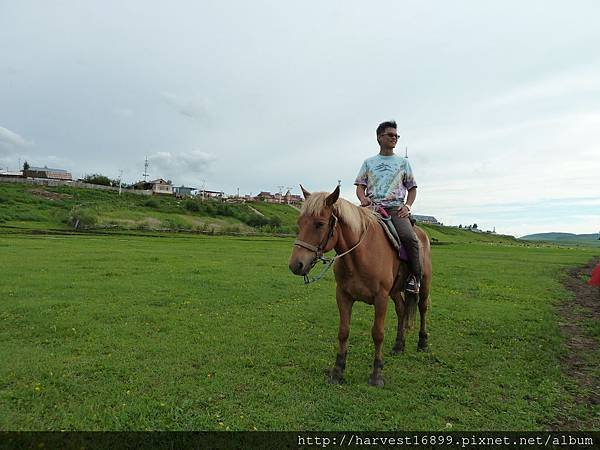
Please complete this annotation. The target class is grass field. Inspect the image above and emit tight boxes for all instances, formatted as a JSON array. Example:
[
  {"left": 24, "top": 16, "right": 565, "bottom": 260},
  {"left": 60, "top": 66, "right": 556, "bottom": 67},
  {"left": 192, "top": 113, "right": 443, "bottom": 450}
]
[
  {"left": 0, "top": 182, "right": 298, "bottom": 234},
  {"left": 1, "top": 230, "right": 598, "bottom": 431}
]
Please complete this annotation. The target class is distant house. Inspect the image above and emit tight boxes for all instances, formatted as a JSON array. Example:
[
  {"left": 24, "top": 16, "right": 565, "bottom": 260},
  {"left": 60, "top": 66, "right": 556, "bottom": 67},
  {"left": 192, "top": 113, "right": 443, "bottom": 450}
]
[
  {"left": 290, "top": 195, "right": 303, "bottom": 205},
  {"left": 256, "top": 191, "right": 274, "bottom": 202},
  {"left": 284, "top": 190, "right": 303, "bottom": 205},
  {"left": 256, "top": 191, "right": 291, "bottom": 203},
  {"left": 413, "top": 215, "right": 440, "bottom": 225},
  {"left": 0, "top": 170, "right": 23, "bottom": 178},
  {"left": 25, "top": 166, "right": 72, "bottom": 181},
  {"left": 148, "top": 179, "right": 173, "bottom": 195},
  {"left": 173, "top": 185, "right": 196, "bottom": 197},
  {"left": 132, "top": 179, "right": 173, "bottom": 195},
  {"left": 197, "top": 189, "right": 224, "bottom": 200}
]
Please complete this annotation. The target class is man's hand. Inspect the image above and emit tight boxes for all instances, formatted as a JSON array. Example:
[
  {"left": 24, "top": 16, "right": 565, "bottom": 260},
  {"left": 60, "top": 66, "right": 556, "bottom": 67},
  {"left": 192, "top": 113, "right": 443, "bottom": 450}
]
[
  {"left": 356, "top": 185, "right": 372, "bottom": 207},
  {"left": 398, "top": 204, "right": 411, "bottom": 218}
]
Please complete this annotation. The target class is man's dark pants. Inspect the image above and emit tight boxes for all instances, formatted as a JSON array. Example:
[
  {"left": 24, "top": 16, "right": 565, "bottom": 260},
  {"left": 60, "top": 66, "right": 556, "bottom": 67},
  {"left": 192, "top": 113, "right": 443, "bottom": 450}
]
[{"left": 385, "top": 206, "right": 422, "bottom": 280}]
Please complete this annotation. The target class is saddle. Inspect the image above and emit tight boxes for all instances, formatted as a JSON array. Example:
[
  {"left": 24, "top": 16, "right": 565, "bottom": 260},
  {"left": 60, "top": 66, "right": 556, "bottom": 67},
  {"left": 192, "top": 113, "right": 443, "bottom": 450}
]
[{"left": 374, "top": 207, "right": 415, "bottom": 262}]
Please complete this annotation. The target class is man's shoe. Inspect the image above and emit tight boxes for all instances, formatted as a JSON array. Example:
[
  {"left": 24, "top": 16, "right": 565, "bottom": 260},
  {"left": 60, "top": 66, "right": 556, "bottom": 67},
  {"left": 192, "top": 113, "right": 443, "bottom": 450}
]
[{"left": 405, "top": 275, "right": 420, "bottom": 294}]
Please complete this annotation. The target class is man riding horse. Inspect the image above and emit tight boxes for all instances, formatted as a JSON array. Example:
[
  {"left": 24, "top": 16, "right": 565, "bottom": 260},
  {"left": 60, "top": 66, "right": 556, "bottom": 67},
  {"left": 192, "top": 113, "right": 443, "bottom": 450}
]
[
  {"left": 289, "top": 120, "right": 431, "bottom": 386},
  {"left": 355, "top": 120, "right": 422, "bottom": 294}
]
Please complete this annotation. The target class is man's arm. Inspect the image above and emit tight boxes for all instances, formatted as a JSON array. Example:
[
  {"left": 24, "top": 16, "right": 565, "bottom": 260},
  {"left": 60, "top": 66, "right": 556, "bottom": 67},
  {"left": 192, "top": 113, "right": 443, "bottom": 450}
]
[
  {"left": 399, "top": 187, "right": 417, "bottom": 218},
  {"left": 356, "top": 185, "right": 371, "bottom": 206}
]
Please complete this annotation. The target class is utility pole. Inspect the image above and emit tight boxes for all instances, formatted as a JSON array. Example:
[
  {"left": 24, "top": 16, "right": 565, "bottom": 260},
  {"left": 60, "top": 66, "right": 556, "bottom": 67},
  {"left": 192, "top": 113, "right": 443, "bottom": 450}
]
[
  {"left": 143, "top": 157, "right": 149, "bottom": 181},
  {"left": 277, "top": 185, "right": 285, "bottom": 203},
  {"left": 118, "top": 170, "right": 123, "bottom": 195},
  {"left": 405, "top": 147, "right": 408, "bottom": 158}
]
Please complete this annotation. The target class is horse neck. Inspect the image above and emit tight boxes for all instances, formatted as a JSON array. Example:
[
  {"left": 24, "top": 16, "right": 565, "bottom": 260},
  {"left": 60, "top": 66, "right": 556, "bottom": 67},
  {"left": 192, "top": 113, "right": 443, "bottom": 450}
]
[{"left": 334, "top": 220, "right": 365, "bottom": 255}]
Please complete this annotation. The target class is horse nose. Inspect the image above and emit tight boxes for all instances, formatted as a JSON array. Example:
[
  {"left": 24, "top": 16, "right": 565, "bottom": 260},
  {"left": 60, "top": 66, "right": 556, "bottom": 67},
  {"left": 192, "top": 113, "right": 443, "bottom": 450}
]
[{"left": 289, "top": 260, "right": 304, "bottom": 275}]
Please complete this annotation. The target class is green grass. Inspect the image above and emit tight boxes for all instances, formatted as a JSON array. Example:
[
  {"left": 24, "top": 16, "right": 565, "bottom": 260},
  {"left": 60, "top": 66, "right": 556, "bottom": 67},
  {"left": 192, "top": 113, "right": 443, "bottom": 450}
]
[
  {"left": 519, "top": 232, "right": 600, "bottom": 247},
  {"left": 528, "top": 238, "right": 600, "bottom": 248},
  {"left": 419, "top": 223, "right": 520, "bottom": 245},
  {"left": 249, "top": 202, "right": 300, "bottom": 232},
  {"left": 1, "top": 231, "right": 598, "bottom": 430},
  {"left": 0, "top": 182, "right": 291, "bottom": 234}
]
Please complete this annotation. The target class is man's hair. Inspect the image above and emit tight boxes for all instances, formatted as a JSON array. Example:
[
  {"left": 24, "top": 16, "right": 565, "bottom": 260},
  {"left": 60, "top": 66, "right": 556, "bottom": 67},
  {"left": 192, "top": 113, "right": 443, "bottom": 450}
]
[{"left": 376, "top": 120, "right": 397, "bottom": 136}]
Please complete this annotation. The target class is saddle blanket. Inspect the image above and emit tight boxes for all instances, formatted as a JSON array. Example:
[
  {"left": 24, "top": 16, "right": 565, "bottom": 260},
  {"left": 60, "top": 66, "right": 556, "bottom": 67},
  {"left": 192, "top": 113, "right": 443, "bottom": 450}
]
[{"left": 375, "top": 209, "right": 408, "bottom": 262}]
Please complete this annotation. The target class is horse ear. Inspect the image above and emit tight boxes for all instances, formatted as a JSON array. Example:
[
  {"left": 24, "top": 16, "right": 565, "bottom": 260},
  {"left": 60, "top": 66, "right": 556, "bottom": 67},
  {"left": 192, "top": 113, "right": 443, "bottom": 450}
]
[
  {"left": 325, "top": 185, "right": 340, "bottom": 207},
  {"left": 300, "top": 184, "right": 311, "bottom": 199}
]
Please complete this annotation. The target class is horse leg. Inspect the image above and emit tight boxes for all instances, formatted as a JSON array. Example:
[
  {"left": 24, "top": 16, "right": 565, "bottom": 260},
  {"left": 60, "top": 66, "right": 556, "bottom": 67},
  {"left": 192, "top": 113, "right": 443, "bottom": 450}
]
[
  {"left": 417, "top": 282, "right": 430, "bottom": 352},
  {"left": 327, "top": 287, "right": 352, "bottom": 384},
  {"left": 391, "top": 289, "right": 406, "bottom": 355},
  {"left": 368, "top": 296, "right": 387, "bottom": 387}
]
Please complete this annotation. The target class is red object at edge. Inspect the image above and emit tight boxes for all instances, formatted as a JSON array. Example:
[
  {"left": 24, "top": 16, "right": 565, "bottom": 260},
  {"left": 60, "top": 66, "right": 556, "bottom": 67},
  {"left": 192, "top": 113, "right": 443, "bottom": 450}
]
[{"left": 589, "top": 263, "right": 600, "bottom": 286}]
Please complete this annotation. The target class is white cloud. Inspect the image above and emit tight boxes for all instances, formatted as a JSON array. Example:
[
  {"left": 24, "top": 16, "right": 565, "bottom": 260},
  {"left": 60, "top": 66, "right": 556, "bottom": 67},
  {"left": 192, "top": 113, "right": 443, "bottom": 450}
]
[
  {"left": 0, "top": 126, "right": 34, "bottom": 170},
  {"left": 148, "top": 150, "right": 216, "bottom": 185},
  {"left": 0, "top": 126, "right": 32, "bottom": 150},
  {"left": 160, "top": 92, "right": 211, "bottom": 123},
  {"left": 485, "top": 67, "right": 600, "bottom": 109}
]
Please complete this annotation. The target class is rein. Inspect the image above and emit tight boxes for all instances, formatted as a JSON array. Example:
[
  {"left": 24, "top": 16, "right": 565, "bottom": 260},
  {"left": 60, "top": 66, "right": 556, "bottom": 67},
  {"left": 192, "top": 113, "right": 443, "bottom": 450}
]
[{"left": 294, "top": 214, "right": 371, "bottom": 284}]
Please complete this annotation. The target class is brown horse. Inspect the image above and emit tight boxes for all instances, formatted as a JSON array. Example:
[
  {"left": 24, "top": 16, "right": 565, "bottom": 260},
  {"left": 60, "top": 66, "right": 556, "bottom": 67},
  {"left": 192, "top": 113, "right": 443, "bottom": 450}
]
[{"left": 288, "top": 185, "right": 432, "bottom": 387}]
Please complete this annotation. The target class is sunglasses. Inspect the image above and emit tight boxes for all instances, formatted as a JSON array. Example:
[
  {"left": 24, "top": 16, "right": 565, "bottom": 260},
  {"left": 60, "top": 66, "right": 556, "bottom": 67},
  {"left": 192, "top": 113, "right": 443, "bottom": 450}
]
[{"left": 380, "top": 133, "right": 400, "bottom": 139}]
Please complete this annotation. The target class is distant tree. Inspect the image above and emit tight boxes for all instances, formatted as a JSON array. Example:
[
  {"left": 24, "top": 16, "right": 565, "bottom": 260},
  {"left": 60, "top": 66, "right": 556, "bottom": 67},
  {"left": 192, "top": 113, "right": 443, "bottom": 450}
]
[
  {"left": 22, "top": 161, "right": 30, "bottom": 172},
  {"left": 83, "top": 173, "right": 114, "bottom": 186},
  {"left": 458, "top": 224, "right": 462, "bottom": 228},
  {"left": 184, "top": 198, "right": 200, "bottom": 212},
  {"left": 473, "top": 223, "right": 478, "bottom": 229},
  {"left": 67, "top": 205, "right": 98, "bottom": 230},
  {"left": 269, "top": 216, "right": 282, "bottom": 228}
]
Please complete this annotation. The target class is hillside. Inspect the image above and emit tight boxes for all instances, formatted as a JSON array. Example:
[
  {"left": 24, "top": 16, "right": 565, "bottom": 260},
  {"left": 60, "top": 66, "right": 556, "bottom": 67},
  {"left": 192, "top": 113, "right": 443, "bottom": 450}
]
[
  {"left": 248, "top": 202, "right": 301, "bottom": 226},
  {"left": 1, "top": 181, "right": 582, "bottom": 247},
  {"left": 419, "top": 223, "right": 521, "bottom": 245},
  {"left": 520, "top": 232, "right": 600, "bottom": 247},
  {"left": 0, "top": 182, "right": 298, "bottom": 234}
]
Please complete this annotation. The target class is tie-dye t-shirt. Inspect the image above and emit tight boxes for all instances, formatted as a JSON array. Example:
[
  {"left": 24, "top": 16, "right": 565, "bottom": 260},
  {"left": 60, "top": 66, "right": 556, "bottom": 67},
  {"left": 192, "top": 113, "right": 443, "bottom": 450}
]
[{"left": 354, "top": 154, "right": 417, "bottom": 207}]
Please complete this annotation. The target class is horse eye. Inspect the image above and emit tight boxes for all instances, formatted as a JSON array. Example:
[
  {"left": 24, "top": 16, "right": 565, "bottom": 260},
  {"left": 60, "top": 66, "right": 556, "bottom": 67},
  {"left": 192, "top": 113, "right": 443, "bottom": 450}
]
[{"left": 315, "top": 222, "right": 324, "bottom": 229}]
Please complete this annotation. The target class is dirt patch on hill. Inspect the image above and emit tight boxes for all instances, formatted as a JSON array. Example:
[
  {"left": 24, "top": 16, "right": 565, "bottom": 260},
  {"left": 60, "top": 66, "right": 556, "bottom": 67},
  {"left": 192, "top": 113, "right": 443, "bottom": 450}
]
[
  {"left": 29, "top": 188, "right": 72, "bottom": 201},
  {"left": 550, "top": 258, "right": 600, "bottom": 430},
  {"left": 140, "top": 217, "right": 163, "bottom": 229}
]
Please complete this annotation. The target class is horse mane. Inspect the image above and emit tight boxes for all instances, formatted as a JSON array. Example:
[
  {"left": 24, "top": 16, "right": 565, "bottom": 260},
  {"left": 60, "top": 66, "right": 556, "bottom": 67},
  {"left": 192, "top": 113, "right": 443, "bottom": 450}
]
[{"left": 300, "top": 192, "right": 378, "bottom": 235}]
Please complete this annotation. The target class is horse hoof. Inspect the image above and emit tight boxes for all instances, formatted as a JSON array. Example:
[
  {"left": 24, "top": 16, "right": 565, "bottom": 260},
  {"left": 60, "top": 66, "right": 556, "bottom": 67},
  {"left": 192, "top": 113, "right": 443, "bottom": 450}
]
[
  {"left": 368, "top": 375, "right": 385, "bottom": 388},
  {"left": 328, "top": 377, "right": 344, "bottom": 385},
  {"left": 390, "top": 347, "right": 404, "bottom": 356},
  {"left": 417, "top": 344, "right": 429, "bottom": 352},
  {"left": 326, "top": 368, "right": 344, "bottom": 385}
]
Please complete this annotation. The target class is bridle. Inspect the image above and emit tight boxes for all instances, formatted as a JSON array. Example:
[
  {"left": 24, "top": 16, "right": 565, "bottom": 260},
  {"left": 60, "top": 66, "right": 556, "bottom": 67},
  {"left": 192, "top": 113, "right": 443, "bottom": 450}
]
[
  {"left": 293, "top": 213, "right": 338, "bottom": 260},
  {"left": 293, "top": 212, "right": 371, "bottom": 284}
]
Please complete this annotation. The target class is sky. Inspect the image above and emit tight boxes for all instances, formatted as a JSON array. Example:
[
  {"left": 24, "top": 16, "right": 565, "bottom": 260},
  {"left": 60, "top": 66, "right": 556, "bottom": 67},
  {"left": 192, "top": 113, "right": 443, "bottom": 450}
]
[{"left": 1, "top": 1, "right": 599, "bottom": 238}]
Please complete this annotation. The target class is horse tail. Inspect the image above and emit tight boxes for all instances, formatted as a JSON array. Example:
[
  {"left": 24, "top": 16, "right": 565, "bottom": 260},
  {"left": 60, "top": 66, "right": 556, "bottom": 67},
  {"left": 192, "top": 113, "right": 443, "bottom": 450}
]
[
  {"left": 404, "top": 225, "right": 431, "bottom": 330},
  {"left": 403, "top": 292, "right": 419, "bottom": 330}
]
